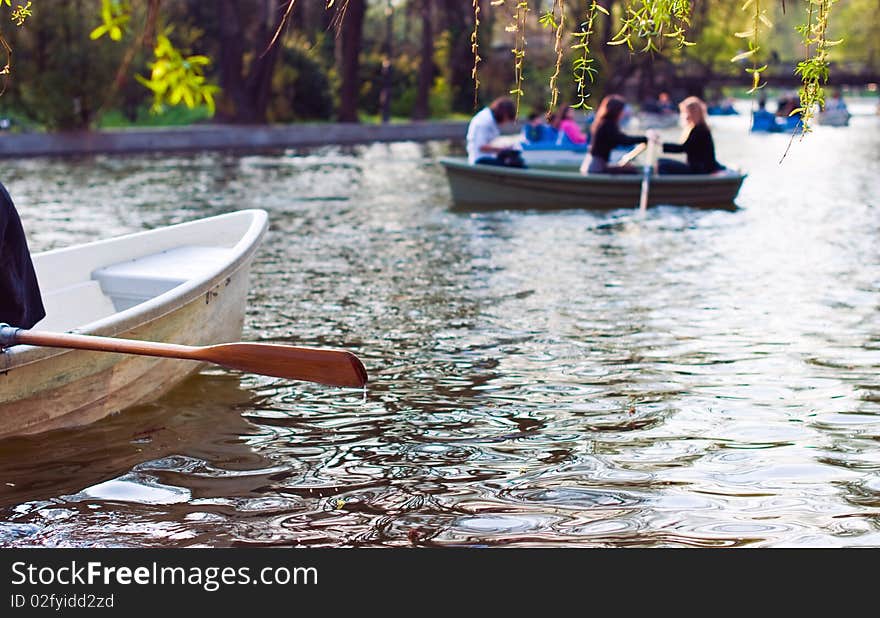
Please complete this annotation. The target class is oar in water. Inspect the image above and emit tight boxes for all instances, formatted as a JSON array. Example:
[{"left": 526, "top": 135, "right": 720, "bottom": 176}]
[
  {"left": 638, "top": 137, "right": 657, "bottom": 216},
  {"left": 0, "top": 325, "right": 368, "bottom": 388}
]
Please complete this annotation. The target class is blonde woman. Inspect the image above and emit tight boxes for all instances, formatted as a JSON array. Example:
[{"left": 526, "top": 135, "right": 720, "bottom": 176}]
[{"left": 655, "top": 96, "right": 725, "bottom": 175}]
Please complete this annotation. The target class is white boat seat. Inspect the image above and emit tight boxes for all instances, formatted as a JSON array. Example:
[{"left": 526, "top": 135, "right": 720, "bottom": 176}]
[
  {"left": 92, "top": 245, "right": 236, "bottom": 311},
  {"left": 37, "top": 280, "right": 118, "bottom": 332}
]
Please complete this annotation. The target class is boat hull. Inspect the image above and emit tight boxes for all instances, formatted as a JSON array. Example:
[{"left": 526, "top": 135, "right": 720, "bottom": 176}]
[
  {"left": 440, "top": 158, "right": 745, "bottom": 211},
  {"left": 0, "top": 210, "right": 267, "bottom": 438}
]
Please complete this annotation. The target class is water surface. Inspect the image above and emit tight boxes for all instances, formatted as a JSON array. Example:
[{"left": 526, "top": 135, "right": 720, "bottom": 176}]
[{"left": 1, "top": 103, "right": 880, "bottom": 547}]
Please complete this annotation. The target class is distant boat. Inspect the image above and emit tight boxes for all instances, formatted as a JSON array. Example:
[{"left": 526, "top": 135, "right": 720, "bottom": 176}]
[
  {"left": 509, "top": 125, "right": 633, "bottom": 167},
  {"left": 440, "top": 157, "right": 746, "bottom": 211},
  {"left": 708, "top": 105, "right": 739, "bottom": 116},
  {"left": 816, "top": 108, "right": 851, "bottom": 127},
  {"left": 751, "top": 112, "right": 803, "bottom": 133},
  {"left": 517, "top": 125, "right": 588, "bottom": 167},
  {"left": 0, "top": 210, "right": 268, "bottom": 438}
]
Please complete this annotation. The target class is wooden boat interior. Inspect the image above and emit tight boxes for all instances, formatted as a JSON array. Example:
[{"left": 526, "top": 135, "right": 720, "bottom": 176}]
[{"left": 31, "top": 211, "right": 261, "bottom": 333}]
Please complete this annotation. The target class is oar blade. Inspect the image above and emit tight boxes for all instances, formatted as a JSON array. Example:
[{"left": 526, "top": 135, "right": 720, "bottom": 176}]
[{"left": 200, "top": 343, "right": 368, "bottom": 388}]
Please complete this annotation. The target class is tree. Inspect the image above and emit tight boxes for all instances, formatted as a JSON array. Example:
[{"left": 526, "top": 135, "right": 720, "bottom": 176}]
[
  {"left": 337, "top": 0, "right": 366, "bottom": 122},
  {"left": 412, "top": 0, "right": 434, "bottom": 120},
  {"left": 2, "top": 0, "right": 126, "bottom": 130},
  {"left": 0, "top": 1, "right": 861, "bottom": 131}
]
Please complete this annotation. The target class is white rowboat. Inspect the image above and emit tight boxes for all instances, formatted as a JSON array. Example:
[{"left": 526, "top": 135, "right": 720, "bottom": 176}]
[{"left": 0, "top": 209, "right": 268, "bottom": 438}]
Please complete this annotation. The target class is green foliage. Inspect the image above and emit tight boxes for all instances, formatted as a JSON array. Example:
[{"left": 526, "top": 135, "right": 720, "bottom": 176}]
[
  {"left": 97, "top": 102, "right": 212, "bottom": 128},
  {"left": 9, "top": 1, "right": 32, "bottom": 27},
  {"left": 570, "top": 2, "right": 605, "bottom": 110},
  {"left": 90, "top": 0, "right": 129, "bottom": 42},
  {"left": 429, "top": 75, "right": 453, "bottom": 118},
  {"left": 267, "top": 40, "right": 334, "bottom": 122},
  {"left": 539, "top": 0, "right": 565, "bottom": 113},
  {"left": 0, "top": 0, "right": 32, "bottom": 84},
  {"left": 792, "top": 0, "right": 839, "bottom": 133},
  {"left": 506, "top": 1, "right": 530, "bottom": 115},
  {"left": 135, "top": 33, "right": 219, "bottom": 115},
  {"left": 1, "top": 1, "right": 125, "bottom": 130},
  {"left": 610, "top": 0, "right": 694, "bottom": 52},
  {"left": 358, "top": 50, "right": 421, "bottom": 117},
  {"left": 89, "top": 2, "right": 220, "bottom": 117},
  {"left": 471, "top": 0, "right": 482, "bottom": 105},
  {"left": 0, "top": 0, "right": 861, "bottom": 132},
  {"left": 731, "top": 0, "right": 771, "bottom": 93},
  {"left": 834, "top": 0, "right": 880, "bottom": 72}
]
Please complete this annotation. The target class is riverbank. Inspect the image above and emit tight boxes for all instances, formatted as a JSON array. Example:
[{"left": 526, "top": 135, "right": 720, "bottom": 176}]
[{"left": 0, "top": 121, "right": 469, "bottom": 159}]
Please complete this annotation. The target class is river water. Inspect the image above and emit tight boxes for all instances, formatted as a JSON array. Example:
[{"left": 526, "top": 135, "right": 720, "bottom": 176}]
[{"left": 1, "top": 102, "right": 879, "bottom": 547}]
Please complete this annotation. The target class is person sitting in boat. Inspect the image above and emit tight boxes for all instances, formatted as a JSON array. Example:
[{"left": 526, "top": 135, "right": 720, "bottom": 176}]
[
  {"left": 653, "top": 96, "right": 725, "bottom": 175},
  {"left": 708, "top": 97, "right": 738, "bottom": 115},
  {"left": 466, "top": 96, "right": 523, "bottom": 167},
  {"left": 824, "top": 89, "right": 848, "bottom": 112},
  {"left": 549, "top": 104, "right": 588, "bottom": 146},
  {"left": 657, "top": 92, "right": 676, "bottom": 114},
  {"left": 775, "top": 93, "right": 803, "bottom": 130},
  {"left": 580, "top": 94, "right": 648, "bottom": 175},
  {"left": 643, "top": 92, "right": 676, "bottom": 115},
  {"left": 522, "top": 110, "right": 551, "bottom": 143},
  {"left": 751, "top": 96, "right": 779, "bottom": 132},
  {"left": 0, "top": 182, "right": 45, "bottom": 330},
  {"left": 776, "top": 94, "right": 795, "bottom": 118}
]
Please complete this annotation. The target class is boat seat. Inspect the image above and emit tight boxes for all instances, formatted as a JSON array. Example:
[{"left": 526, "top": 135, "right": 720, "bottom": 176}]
[
  {"left": 92, "top": 245, "right": 235, "bottom": 311},
  {"left": 37, "top": 280, "right": 118, "bottom": 332}
]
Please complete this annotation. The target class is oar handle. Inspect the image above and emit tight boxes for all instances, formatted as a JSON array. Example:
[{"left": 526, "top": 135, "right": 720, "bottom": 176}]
[{"left": 0, "top": 323, "right": 17, "bottom": 349}]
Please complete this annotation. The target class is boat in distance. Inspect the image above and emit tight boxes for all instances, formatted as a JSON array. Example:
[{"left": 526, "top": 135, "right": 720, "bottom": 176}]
[
  {"left": 439, "top": 157, "right": 746, "bottom": 211},
  {"left": 0, "top": 209, "right": 268, "bottom": 439}
]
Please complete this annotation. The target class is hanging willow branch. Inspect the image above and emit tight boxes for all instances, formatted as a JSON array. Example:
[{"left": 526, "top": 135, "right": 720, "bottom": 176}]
[
  {"left": 506, "top": 1, "right": 530, "bottom": 116},
  {"left": 732, "top": 0, "right": 771, "bottom": 93},
  {"left": 538, "top": 0, "right": 565, "bottom": 114},
  {"left": 471, "top": 0, "right": 481, "bottom": 107},
  {"left": 570, "top": 1, "right": 606, "bottom": 110},
  {"left": 0, "top": 0, "right": 32, "bottom": 96},
  {"left": 793, "top": 0, "right": 839, "bottom": 133},
  {"left": 609, "top": 0, "right": 693, "bottom": 52}
]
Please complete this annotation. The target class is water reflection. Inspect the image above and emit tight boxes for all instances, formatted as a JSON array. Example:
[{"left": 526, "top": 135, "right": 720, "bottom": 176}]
[{"left": 1, "top": 111, "right": 880, "bottom": 547}]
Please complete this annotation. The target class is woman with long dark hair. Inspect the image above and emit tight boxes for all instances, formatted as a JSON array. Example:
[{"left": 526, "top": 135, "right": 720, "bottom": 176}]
[{"left": 580, "top": 95, "right": 647, "bottom": 174}]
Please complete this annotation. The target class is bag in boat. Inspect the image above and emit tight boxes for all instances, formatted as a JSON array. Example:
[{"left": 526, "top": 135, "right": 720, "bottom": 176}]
[{"left": 497, "top": 148, "right": 526, "bottom": 168}]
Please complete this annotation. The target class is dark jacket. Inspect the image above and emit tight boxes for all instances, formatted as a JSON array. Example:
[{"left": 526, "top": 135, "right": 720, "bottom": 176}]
[
  {"left": 662, "top": 123, "right": 722, "bottom": 173},
  {"left": 0, "top": 182, "right": 45, "bottom": 329},
  {"left": 589, "top": 121, "right": 647, "bottom": 160}
]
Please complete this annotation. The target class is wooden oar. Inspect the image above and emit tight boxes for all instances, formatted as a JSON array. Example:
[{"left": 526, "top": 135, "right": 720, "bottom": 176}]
[
  {"left": 638, "top": 138, "right": 657, "bottom": 215},
  {"left": 616, "top": 142, "right": 647, "bottom": 167},
  {"left": 0, "top": 325, "right": 368, "bottom": 388}
]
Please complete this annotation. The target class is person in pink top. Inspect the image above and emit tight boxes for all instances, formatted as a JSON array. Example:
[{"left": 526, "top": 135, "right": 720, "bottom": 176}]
[{"left": 549, "top": 104, "right": 588, "bottom": 145}]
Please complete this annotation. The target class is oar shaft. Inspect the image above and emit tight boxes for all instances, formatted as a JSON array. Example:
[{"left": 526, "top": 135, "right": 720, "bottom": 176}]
[
  {"left": 1, "top": 325, "right": 200, "bottom": 360},
  {"left": 639, "top": 138, "right": 657, "bottom": 214},
  {"left": 0, "top": 324, "right": 368, "bottom": 388}
]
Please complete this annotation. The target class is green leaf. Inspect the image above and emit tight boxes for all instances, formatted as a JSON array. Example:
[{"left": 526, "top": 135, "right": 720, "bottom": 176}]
[{"left": 731, "top": 49, "right": 756, "bottom": 62}]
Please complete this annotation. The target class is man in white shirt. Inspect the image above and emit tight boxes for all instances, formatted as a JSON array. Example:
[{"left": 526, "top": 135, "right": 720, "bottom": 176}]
[{"left": 466, "top": 97, "right": 518, "bottom": 165}]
